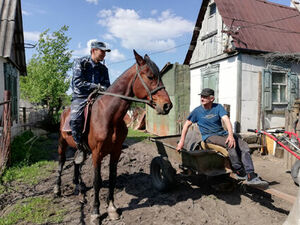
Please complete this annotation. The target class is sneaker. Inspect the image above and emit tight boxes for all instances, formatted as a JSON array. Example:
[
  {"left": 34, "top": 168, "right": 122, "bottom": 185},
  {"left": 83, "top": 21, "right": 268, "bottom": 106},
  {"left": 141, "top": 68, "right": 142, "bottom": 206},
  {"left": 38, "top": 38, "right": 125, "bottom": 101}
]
[
  {"left": 232, "top": 173, "right": 247, "bottom": 181},
  {"left": 245, "top": 174, "right": 269, "bottom": 189},
  {"left": 232, "top": 169, "right": 247, "bottom": 181}
]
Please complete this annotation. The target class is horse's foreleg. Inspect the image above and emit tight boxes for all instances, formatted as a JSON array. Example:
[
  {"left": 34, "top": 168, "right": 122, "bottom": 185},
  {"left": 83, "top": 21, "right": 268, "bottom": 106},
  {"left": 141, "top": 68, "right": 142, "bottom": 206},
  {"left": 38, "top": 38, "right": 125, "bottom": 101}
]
[
  {"left": 54, "top": 139, "right": 67, "bottom": 196},
  {"left": 73, "top": 163, "right": 86, "bottom": 196},
  {"left": 91, "top": 163, "right": 102, "bottom": 225},
  {"left": 107, "top": 153, "right": 121, "bottom": 220}
]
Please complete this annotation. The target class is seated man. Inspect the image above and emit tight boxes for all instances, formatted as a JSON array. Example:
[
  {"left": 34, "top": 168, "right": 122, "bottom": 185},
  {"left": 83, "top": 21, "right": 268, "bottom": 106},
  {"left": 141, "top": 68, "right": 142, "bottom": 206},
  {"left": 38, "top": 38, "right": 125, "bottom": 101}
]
[{"left": 176, "top": 88, "right": 268, "bottom": 189}]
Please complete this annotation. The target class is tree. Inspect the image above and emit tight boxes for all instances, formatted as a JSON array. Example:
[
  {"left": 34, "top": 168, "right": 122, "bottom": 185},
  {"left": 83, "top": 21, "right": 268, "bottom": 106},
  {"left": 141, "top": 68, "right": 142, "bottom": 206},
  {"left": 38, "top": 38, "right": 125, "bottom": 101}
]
[{"left": 20, "top": 26, "right": 72, "bottom": 124}]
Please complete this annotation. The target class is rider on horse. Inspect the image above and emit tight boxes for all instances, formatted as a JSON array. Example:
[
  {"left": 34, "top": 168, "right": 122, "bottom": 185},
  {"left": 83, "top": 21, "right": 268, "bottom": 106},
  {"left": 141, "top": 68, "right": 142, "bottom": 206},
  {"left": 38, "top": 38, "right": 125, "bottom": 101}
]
[{"left": 70, "top": 41, "right": 111, "bottom": 164}]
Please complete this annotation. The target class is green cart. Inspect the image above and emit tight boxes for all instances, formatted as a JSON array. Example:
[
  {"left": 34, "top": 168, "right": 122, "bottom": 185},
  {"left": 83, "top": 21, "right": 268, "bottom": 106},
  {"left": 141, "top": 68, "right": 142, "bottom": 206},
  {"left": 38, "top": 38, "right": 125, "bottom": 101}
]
[{"left": 150, "top": 134, "right": 232, "bottom": 191}]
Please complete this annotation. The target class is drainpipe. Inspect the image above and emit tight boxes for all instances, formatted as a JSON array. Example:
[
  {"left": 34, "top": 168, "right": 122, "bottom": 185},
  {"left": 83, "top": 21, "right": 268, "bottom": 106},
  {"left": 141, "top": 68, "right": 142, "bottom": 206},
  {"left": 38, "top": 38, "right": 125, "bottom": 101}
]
[{"left": 235, "top": 54, "right": 242, "bottom": 133}]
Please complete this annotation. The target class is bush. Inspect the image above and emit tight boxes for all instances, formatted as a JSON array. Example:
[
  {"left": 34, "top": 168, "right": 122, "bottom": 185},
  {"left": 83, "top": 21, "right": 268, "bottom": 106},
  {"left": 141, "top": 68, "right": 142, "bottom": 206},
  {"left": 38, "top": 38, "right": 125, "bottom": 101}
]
[{"left": 11, "top": 130, "right": 35, "bottom": 166}]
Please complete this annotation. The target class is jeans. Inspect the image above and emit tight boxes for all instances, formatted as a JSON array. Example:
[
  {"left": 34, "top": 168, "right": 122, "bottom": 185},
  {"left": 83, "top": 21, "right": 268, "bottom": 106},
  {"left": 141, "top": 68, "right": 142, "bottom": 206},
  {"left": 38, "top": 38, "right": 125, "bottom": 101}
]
[
  {"left": 206, "top": 134, "right": 254, "bottom": 174},
  {"left": 70, "top": 97, "right": 88, "bottom": 144}
]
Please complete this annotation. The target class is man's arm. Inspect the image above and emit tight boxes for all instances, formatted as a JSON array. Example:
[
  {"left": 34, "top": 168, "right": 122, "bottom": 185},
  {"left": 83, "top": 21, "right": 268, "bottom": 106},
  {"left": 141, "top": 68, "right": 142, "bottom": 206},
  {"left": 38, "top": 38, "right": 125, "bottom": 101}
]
[
  {"left": 221, "top": 115, "right": 236, "bottom": 148},
  {"left": 176, "top": 120, "right": 193, "bottom": 151},
  {"left": 72, "top": 59, "right": 97, "bottom": 92}
]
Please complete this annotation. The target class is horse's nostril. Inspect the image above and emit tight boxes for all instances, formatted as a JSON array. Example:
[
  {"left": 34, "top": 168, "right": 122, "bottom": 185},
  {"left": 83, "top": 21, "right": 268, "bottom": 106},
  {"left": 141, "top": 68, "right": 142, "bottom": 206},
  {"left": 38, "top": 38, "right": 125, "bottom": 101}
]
[{"left": 163, "top": 103, "right": 172, "bottom": 112}]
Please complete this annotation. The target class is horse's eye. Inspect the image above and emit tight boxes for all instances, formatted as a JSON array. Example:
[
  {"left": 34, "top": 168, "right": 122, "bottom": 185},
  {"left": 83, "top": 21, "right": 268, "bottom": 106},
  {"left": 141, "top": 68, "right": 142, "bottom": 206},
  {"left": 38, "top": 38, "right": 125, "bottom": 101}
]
[{"left": 147, "top": 75, "right": 154, "bottom": 80}]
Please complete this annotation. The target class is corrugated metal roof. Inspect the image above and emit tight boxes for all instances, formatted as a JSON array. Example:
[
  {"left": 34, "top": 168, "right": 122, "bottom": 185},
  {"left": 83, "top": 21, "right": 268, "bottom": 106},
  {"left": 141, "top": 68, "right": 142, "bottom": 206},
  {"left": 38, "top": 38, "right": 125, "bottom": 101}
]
[
  {"left": 0, "top": 0, "right": 26, "bottom": 75},
  {"left": 184, "top": 0, "right": 300, "bottom": 64}
]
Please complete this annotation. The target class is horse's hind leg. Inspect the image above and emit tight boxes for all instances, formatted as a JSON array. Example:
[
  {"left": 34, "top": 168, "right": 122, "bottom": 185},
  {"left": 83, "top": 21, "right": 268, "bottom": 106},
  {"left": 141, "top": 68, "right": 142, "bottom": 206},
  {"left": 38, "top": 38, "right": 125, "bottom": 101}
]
[{"left": 54, "top": 136, "right": 67, "bottom": 196}]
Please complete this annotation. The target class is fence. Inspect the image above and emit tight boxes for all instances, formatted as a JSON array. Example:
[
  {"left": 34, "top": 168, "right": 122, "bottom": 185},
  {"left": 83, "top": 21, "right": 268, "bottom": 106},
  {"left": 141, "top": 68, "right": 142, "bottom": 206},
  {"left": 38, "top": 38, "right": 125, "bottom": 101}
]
[
  {"left": 0, "top": 91, "right": 11, "bottom": 176},
  {"left": 18, "top": 105, "right": 48, "bottom": 129}
]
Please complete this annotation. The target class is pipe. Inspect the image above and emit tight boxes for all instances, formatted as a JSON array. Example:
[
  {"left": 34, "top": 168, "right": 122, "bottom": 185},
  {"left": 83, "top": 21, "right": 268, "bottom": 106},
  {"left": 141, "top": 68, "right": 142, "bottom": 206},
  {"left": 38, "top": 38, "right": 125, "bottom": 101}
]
[{"left": 235, "top": 54, "right": 242, "bottom": 133}]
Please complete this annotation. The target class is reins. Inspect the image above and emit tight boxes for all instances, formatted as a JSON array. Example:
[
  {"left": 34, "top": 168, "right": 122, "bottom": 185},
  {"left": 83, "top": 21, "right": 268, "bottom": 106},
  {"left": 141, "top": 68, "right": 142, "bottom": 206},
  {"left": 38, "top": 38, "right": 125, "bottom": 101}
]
[{"left": 95, "top": 63, "right": 165, "bottom": 104}]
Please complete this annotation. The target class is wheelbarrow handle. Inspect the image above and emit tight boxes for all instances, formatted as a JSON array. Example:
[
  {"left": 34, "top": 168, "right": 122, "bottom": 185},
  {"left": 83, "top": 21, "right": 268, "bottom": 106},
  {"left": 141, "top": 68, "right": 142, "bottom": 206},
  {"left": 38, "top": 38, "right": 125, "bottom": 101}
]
[{"left": 247, "top": 129, "right": 258, "bottom": 133}]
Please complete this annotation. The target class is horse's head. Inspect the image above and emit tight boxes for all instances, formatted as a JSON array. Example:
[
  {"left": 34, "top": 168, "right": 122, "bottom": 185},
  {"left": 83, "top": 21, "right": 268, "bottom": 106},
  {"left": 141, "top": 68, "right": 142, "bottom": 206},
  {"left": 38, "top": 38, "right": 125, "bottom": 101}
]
[{"left": 132, "top": 50, "right": 172, "bottom": 115}]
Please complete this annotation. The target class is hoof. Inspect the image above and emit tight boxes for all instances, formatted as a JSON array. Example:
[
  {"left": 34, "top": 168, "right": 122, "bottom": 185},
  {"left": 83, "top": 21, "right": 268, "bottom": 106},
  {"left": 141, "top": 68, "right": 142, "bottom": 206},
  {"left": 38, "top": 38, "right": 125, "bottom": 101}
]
[
  {"left": 108, "top": 202, "right": 120, "bottom": 220},
  {"left": 79, "top": 193, "right": 86, "bottom": 204},
  {"left": 90, "top": 214, "right": 100, "bottom": 225},
  {"left": 53, "top": 185, "right": 61, "bottom": 196},
  {"left": 108, "top": 210, "right": 120, "bottom": 221}
]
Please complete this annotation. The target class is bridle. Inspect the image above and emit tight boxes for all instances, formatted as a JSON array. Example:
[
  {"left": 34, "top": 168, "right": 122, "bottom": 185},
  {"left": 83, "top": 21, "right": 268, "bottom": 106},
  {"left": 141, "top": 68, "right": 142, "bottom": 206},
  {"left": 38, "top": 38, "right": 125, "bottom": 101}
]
[
  {"left": 131, "top": 63, "right": 165, "bottom": 103},
  {"left": 96, "top": 63, "right": 165, "bottom": 105}
]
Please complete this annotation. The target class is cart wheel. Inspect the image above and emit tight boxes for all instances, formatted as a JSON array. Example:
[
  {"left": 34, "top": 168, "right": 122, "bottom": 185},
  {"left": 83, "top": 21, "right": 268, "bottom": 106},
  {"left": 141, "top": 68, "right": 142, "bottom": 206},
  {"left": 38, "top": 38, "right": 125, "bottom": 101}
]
[
  {"left": 150, "top": 156, "right": 176, "bottom": 192},
  {"left": 291, "top": 160, "right": 300, "bottom": 186}
]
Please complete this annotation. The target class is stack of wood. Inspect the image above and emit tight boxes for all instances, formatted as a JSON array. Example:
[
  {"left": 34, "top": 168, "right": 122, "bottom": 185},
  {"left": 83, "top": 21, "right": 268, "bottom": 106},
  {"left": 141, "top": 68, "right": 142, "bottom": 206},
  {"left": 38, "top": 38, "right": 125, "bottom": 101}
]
[
  {"left": 124, "top": 107, "right": 146, "bottom": 130},
  {"left": 284, "top": 99, "right": 300, "bottom": 170}
]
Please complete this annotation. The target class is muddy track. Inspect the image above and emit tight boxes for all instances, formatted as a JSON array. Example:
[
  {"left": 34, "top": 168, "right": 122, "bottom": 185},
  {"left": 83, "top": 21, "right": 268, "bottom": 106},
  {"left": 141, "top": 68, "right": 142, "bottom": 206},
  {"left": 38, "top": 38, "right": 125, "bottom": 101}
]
[{"left": 0, "top": 134, "right": 296, "bottom": 225}]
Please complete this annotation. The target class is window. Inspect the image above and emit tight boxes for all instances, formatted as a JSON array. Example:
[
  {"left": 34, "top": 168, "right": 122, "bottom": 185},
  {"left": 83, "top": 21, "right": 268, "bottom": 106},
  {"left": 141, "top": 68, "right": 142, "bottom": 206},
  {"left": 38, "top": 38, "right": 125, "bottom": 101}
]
[
  {"left": 272, "top": 72, "right": 287, "bottom": 103},
  {"left": 209, "top": 3, "right": 216, "bottom": 16},
  {"left": 263, "top": 67, "right": 298, "bottom": 111},
  {"left": 201, "top": 64, "right": 219, "bottom": 102},
  {"left": 4, "top": 63, "right": 18, "bottom": 121}
]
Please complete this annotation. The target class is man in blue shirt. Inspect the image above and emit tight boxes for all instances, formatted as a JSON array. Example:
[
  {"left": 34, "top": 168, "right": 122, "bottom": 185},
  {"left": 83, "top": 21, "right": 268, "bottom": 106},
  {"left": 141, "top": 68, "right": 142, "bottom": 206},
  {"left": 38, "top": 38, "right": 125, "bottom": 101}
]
[
  {"left": 70, "top": 41, "right": 111, "bottom": 164},
  {"left": 176, "top": 88, "right": 268, "bottom": 189}
]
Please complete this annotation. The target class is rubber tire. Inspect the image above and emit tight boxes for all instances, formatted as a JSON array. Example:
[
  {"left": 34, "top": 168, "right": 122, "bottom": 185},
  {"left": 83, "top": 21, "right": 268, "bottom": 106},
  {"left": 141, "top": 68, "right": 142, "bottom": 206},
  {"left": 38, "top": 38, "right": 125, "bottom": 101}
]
[
  {"left": 291, "top": 160, "right": 300, "bottom": 186},
  {"left": 150, "top": 156, "right": 176, "bottom": 192}
]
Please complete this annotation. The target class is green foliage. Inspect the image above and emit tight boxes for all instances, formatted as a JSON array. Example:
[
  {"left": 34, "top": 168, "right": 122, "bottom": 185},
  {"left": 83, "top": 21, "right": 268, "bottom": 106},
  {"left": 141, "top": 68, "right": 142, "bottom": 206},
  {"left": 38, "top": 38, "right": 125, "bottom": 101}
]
[
  {"left": 10, "top": 130, "right": 52, "bottom": 166},
  {"left": 10, "top": 130, "right": 34, "bottom": 165},
  {"left": 130, "top": 102, "right": 145, "bottom": 110},
  {"left": 20, "top": 25, "right": 72, "bottom": 115},
  {"left": 0, "top": 197, "right": 65, "bottom": 225},
  {"left": 0, "top": 131, "right": 56, "bottom": 191}
]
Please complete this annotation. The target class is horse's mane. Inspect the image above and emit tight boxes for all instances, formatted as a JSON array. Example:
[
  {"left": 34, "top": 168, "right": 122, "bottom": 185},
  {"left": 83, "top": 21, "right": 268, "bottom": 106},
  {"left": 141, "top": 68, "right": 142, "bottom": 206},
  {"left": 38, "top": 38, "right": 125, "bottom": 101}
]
[{"left": 106, "top": 56, "right": 160, "bottom": 92}]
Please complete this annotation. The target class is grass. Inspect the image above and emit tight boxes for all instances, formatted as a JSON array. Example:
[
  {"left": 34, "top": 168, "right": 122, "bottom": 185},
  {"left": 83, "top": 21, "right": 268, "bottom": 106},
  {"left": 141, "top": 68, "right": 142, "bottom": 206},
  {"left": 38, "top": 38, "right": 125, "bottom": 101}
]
[
  {"left": 1, "top": 161, "right": 56, "bottom": 186},
  {"left": 127, "top": 128, "right": 154, "bottom": 142},
  {"left": 0, "top": 131, "right": 57, "bottom": 193},
  {"left": 0, "top": 196, "right": 65, "bottom": 225},
  {"left": 0, "top": 130, "right": 65, "bottom": 225}
]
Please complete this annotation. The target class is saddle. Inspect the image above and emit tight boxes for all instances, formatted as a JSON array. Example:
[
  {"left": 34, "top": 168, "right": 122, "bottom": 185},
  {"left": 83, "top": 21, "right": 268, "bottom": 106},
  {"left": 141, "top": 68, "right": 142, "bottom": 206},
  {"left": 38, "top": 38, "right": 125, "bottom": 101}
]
[{"left": 62, "top": 89, "right": 100, "bottom": 133}]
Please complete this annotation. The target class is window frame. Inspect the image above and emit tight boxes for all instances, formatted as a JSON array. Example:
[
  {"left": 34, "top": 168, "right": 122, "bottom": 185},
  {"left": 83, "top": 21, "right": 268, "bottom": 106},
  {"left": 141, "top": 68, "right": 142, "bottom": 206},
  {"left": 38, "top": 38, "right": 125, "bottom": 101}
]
[
  {"left": 201, "top": 64, "right": 219, "bottom": 102},
  {"left": 271, "top": 71, "right": 287, "bottom": 104},
  {"left": 262, "top": 64, "right": 298, "bottom": 111}
]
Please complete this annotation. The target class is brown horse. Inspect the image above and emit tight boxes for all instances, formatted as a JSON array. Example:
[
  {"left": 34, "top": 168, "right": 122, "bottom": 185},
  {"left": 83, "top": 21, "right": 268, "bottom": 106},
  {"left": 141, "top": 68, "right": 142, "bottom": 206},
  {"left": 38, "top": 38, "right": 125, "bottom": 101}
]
[{"left": 54, "top": 50, "right": 172, "bottom": 224}]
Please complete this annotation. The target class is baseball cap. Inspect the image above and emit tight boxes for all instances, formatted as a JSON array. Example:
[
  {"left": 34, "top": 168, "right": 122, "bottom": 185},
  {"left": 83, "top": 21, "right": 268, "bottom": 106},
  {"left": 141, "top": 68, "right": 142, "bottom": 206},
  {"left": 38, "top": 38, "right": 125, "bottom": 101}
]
[
  {"left": 199, "top": 88, "right": 214, "bottom": 96},
  {"left": 90, "top": 41, "right": 111, "bottom": 52}
]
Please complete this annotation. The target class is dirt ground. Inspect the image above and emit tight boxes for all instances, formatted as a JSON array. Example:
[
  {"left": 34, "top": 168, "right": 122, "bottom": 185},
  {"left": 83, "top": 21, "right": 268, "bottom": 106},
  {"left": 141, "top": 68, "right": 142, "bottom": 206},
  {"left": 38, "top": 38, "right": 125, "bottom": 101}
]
[{"left": 1, "top": 133, "right": 299, "bottom": 225}]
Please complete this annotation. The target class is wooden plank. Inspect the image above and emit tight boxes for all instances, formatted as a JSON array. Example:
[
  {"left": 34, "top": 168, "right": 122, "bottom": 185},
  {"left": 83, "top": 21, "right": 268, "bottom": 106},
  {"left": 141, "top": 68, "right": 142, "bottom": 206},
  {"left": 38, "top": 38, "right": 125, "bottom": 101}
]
[
  {"left": 257, "top": 187, "right": 296, "bottom": 204},
  {"left": 230, "top": 173, "right": 296, "bottom": 204}
]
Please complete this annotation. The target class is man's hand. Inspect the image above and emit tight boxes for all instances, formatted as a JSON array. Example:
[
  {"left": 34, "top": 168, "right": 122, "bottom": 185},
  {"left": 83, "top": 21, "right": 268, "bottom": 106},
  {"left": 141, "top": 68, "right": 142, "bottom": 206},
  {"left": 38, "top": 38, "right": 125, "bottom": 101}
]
[
  {"left": 97, "top": 84, "right": 107, "bottom": 91},
  {"left": 176, "top": 141, "right": 184, "bottom": 152},
  {"left": 225, "top": 135, "right": 236, "bottom": 149}
]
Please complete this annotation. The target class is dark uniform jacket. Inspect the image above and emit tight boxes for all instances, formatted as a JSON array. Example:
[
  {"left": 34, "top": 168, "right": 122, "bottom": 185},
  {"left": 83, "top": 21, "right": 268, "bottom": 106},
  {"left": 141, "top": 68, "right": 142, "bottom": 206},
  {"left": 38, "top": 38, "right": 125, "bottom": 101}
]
[{"left": 71, "top": 55, "right": 110, "bottom": 98}]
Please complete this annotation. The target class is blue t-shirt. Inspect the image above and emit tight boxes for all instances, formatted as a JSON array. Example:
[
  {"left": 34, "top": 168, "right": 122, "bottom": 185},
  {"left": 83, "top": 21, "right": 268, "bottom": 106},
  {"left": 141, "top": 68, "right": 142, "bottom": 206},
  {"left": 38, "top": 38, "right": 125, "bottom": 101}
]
[{"left": 187, "top": 103, "right": 228, "bottom": 141}]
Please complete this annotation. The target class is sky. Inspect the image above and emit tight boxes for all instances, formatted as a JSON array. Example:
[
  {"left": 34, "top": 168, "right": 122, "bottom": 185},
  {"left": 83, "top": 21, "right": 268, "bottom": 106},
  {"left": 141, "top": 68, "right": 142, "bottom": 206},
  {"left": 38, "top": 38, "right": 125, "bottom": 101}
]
[{"left": 22, "top": 0, "right": 293, "bottom": 83}]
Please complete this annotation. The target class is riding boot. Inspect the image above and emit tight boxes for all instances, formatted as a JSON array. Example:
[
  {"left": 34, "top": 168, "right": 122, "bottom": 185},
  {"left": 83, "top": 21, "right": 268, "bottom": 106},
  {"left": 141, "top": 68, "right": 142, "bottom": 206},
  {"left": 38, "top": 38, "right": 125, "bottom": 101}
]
[{"left": 74, "top": 142, "right": 86, "bottom": 164}]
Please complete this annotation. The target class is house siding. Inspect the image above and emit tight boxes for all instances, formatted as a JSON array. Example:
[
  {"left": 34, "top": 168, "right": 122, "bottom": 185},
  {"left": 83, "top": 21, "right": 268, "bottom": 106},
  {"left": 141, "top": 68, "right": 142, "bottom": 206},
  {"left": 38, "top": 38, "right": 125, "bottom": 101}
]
[
  {"left": 190, "top": 0, "right": 225, "bottom": 65},
  {"left": 190, "top": 56, "right": 238, "bottom": 129}
]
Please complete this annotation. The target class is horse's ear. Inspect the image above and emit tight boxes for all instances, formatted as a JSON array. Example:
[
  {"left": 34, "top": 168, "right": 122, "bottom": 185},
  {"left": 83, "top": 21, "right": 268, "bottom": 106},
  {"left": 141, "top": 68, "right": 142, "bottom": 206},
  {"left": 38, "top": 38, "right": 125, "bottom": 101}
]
[
  {"left": 144, "top": 54, "right": 150, "bottom": 61},
  {"left": 133, "top": 49, "right": 144, "bottom": 66}
]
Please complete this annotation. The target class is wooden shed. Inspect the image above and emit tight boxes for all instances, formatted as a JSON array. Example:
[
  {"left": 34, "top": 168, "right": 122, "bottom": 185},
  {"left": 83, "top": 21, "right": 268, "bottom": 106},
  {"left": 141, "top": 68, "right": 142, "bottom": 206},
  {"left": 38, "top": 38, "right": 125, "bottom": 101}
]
[{"left": 146, "top": 63, "right": 190, "bottom": 136}]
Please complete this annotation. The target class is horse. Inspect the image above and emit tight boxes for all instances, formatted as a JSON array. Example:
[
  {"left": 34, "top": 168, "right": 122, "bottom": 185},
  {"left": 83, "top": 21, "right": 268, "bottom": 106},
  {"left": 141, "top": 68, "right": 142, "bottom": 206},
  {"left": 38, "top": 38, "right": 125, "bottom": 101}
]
[{"left": 54, "top": 50, "right": 173, "bottom": 224}]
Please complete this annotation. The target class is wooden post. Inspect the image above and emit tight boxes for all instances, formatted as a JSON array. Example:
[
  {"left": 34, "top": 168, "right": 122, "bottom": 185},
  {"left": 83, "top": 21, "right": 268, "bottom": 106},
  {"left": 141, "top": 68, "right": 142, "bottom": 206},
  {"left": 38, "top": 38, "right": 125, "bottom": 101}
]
[
  {"left": 257, "top": 71, "right": 262, "bottom": 130},
  {"left": 22, "top": 107, "right": 26, "bottom": 124},
  {"left": 0, "top": 91, "right": 11, "bottom": 176}
]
